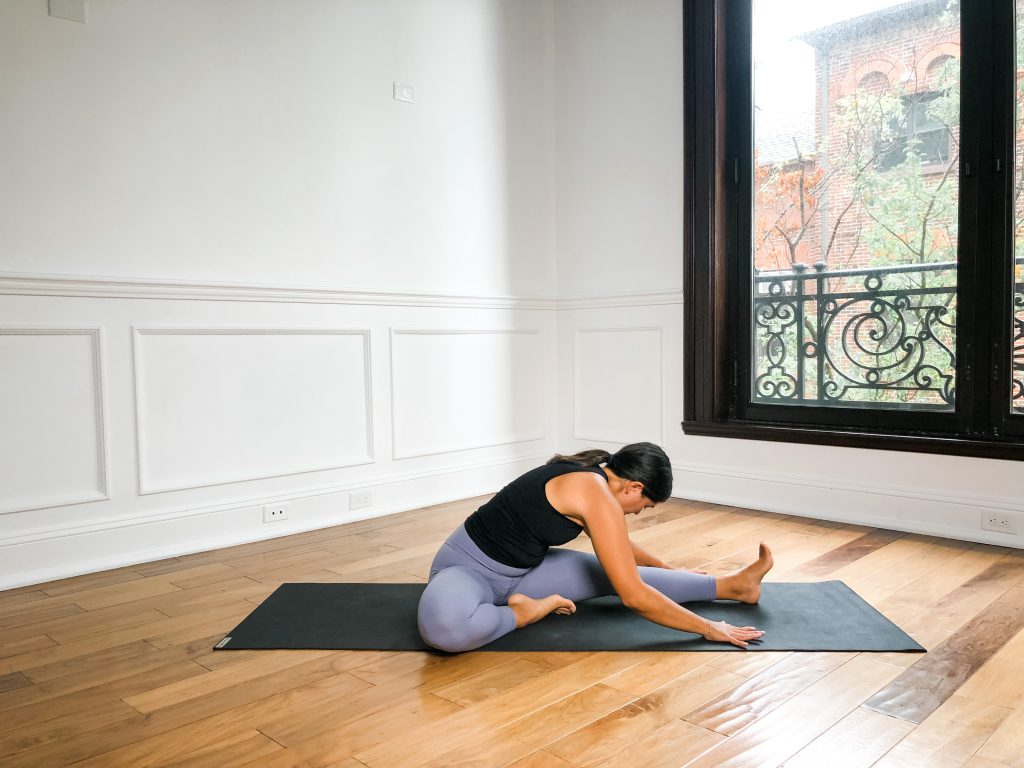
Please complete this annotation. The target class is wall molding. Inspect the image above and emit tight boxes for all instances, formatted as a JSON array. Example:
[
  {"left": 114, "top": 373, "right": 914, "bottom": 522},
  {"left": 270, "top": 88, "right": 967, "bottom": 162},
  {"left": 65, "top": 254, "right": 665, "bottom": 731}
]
[
  {"left": 0, "top": 270, "right": 558, "bottom": 310},
  {"left": 131, "top": 327, "right": 375, "bottom": 495},
  {"left": 673, "top": 461, "right": 1024, "bottom": 548},
  {"left": 557, "top": 289, "right": 683, "bottom": 310},
  {"left": 389, "top": 328, "right": 547, "bottom": 459},
  {"left": 0, "top": 270, "right": 682, "bottom": 311},
  {"left": 571, "top": 326, "right": 665, "bottom": 445},
  {"left": 0, "top": 326, "right": 110, "bottom": 515}
]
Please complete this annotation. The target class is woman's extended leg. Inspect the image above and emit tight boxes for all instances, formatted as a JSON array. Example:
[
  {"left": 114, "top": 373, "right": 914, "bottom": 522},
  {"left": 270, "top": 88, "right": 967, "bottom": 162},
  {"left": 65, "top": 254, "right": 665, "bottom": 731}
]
[
  {"left": 417, "top": 566, "right": 516, "bottom": 653},
  {"left": 513, "top": 548, "right": 717, "bottom": 604}
]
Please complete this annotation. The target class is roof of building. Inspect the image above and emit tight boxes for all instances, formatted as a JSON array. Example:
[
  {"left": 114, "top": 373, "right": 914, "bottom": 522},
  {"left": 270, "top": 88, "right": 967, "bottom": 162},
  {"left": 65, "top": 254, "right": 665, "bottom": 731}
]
[
  {"left": 800, "top": 0, "right": 948, "bottom": 51},
  {"left": 755, "top": 108, "right": 816, "bottom": 166}
]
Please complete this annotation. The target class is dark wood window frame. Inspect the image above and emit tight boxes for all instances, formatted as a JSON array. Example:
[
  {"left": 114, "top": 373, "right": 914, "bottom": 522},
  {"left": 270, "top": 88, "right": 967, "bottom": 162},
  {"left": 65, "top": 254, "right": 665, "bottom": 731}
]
[{"left": 681, "top": 0, "right": 1024, "bottom": 461}]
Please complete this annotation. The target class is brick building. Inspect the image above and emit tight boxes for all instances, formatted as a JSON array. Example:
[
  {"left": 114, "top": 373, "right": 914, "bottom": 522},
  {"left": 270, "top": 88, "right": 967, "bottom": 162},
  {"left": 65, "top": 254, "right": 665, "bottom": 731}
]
[{"left": 754, "top": 0, "right": 960, "bottom": 275}]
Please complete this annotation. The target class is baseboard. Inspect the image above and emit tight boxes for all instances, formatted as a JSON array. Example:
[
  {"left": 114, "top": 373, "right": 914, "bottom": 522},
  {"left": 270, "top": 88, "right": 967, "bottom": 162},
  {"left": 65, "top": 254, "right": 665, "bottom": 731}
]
[
  {"left": 673, "top": 462, "right": 1024, "bottom": 549},
  {"left": 0, "top": 453, "right": 546, "bottom": 591}
]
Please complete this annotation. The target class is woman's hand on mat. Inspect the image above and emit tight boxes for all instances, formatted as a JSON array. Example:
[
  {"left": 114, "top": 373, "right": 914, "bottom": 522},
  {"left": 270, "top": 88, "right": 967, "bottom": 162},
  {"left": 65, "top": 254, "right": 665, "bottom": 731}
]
[{"left": 701, "top": 619, "right": 765, "bottom": 648}]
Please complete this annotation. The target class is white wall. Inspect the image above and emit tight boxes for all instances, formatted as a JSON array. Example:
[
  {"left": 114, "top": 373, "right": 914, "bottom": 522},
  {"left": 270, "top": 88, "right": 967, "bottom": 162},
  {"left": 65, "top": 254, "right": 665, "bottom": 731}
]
[
  {"left": 554, "top": 0, "right": 684, "bottom": 299},
  {"left": 0, "top": 0, "right": 556, "bottom": 298},
  {"left": 552, "top": 0, "right": 1024, "bottom": 550},
  {"left": 0, "top": 0, "right": 560, "bottom": 589}
]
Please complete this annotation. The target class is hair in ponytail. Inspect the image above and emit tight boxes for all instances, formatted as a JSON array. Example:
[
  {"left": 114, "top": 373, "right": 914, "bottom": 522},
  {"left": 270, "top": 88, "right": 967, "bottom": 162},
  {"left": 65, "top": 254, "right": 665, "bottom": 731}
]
[
  {"left": 547, "top": 442, "right": 673, "bottom": 503},
  {"left": 546, "top": 449, "right": 611, "bottom": 468}
]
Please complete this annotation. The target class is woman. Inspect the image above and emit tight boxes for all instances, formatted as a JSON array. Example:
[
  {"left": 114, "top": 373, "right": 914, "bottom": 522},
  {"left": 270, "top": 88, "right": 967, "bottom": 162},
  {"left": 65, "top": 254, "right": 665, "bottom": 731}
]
[{"left": 417, "top": 442, "right": 773, "bottom": 653}]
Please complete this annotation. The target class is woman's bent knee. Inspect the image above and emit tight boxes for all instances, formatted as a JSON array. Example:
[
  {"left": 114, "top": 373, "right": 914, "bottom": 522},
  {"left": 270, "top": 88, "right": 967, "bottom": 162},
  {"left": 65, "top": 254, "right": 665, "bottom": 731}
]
[{"left": 417, "top": 610, "right": 478, "bottom": 653}]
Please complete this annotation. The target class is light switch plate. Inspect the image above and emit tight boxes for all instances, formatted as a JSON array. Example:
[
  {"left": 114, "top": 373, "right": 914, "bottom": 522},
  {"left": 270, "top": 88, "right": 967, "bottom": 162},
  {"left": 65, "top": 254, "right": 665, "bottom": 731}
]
[
  {"left": 49, "top": 0, "right": 87, "bottom": 23},
  {"left": 393, "top": 82, "right": 415, "bottom": 103}
]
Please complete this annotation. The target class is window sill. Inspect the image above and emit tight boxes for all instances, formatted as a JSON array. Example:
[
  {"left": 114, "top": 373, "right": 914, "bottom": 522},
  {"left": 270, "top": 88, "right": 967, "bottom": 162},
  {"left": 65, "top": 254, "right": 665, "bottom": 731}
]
[{"left": 680, "top": 420, "right": 1024, "bottom": 461}]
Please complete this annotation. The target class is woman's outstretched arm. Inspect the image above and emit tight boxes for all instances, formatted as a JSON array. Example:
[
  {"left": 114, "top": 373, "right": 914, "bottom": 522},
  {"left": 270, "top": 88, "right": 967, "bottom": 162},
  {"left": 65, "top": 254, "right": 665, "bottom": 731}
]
[{"left": 555, "top": 473, "right": 764, "bottom": 648}]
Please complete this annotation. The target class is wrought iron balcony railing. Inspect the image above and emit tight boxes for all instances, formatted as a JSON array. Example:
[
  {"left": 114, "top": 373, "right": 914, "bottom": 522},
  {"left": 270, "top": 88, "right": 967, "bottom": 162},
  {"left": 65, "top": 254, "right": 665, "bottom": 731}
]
[
  {"left": 753, "top": 260, "right": 960, "bottom": 409},
  {"left": 753, "top": 259, "right": 1024, "bottom": 410}
]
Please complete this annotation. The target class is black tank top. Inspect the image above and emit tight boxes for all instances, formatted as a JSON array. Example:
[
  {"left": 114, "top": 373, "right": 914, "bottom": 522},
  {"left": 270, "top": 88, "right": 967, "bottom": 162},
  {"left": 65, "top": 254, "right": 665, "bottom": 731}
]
[{"left": 463, "top": 463, "right": 607, "bottom": 568}]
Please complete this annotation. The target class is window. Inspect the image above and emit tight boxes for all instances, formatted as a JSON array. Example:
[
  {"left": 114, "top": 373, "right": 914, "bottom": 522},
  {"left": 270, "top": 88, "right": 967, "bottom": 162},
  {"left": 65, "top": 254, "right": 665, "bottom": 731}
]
[
  {"left": 683, "top": 0, "right": 1024, "bottom": 459},
  {"left": 875, "top": 93, "right": 952, "bottom": 170}
]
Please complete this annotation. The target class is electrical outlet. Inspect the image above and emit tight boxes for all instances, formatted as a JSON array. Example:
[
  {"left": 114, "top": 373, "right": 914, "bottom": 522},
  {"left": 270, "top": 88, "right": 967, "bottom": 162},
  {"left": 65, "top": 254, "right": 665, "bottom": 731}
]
[
  {"left": 350, "top": 490, "right": 372, "bottom": 510},
  {"left": 263, "top": 504, "right": 288, "bottom": 523},
  {"left": 981, "top": 509, "right": 1018, "bottom": 534}
]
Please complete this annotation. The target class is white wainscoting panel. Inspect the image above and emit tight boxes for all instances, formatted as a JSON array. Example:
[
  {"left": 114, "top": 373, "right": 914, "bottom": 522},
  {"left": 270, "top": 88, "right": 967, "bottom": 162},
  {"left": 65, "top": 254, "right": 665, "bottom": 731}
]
[
  {"left": 390, "top": 329, "right": 546, "bottom": 459},
  {"left": 573, "top": 327, "right": 663, "bottom": 444},
  {"left": 0, "top": 328, "right": 108, "bottom": 514},
  {"left": 134, "top": 328, "right": 373, "bottom": 493}
]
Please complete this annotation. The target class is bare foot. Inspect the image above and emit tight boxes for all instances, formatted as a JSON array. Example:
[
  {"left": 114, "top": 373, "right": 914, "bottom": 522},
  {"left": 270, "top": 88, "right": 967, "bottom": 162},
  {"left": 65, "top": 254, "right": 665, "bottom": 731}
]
[
  {"left": 507, "top": 593, "right": 576, "bottom": 628},
  {"left": 717, "top": 542, "right": 774, "bottom": 604}
]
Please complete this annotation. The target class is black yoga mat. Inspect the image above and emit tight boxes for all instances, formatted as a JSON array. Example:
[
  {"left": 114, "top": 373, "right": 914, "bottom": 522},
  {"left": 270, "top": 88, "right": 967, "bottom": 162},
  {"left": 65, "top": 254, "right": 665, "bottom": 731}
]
[{"left": 214, "top": 581, "right": 923, "bottom": 653}]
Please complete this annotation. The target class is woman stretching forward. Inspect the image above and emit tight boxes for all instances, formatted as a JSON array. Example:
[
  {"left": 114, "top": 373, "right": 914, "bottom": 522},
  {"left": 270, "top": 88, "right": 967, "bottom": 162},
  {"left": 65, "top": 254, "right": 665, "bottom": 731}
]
[{"left": 417, "top": 442, "right": 773, "bottom": 652}]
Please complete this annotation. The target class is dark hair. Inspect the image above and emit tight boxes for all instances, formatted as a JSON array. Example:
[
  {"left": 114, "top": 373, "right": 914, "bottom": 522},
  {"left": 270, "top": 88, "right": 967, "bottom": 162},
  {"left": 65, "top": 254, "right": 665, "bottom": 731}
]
[{"left": 547, "top": 442, "right": 673, "bottom": 503}]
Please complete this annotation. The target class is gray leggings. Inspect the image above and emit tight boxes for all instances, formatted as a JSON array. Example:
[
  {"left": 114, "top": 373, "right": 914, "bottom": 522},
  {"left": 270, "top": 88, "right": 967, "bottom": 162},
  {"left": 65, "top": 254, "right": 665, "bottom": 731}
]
[{"left": 417, "top": 524, "right": 717, "bottom": 652}]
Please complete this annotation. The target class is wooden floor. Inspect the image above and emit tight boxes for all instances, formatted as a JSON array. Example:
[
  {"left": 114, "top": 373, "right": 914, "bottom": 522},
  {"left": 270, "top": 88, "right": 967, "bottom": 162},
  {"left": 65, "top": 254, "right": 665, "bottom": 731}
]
[{"left": 2, "top": 497, "right": 1023, "bottom": 768}]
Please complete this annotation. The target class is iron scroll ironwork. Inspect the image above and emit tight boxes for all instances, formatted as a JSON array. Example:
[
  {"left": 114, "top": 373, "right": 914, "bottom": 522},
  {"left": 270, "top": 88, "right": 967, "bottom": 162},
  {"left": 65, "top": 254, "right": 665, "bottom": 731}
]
[{"left": 753, "top": 261, "right": 959, "bottom": 408}]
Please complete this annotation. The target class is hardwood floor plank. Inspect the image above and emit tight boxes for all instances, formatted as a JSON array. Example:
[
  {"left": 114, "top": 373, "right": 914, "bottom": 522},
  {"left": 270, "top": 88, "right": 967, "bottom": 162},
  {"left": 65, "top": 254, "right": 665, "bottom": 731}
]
[
  {"left": 31, "top": 605, "right": 170, "bottom": 645},
  {"left": 0, "top": 634, "right": 57, "bottom": 662},
  {"left": 779, "top": 706, "right": 915, "bottom": 768},
  {"left": 868, "top": 554, "right": 1024, "bottom": 670},
  {"left": 507, "top": 751, "right": 578, "bottom": 768},
  {"left": 545, "top": 664, "right": 744, "bottom": 768},
  {"left": 326, "top": 542, "right": 441, "bottom": 577},
  {"left": 20, "top": 638, "right": 162, "bottom": 683},
  {"left": 39, "top": 567, "right": 146, "bottom": 597},
  {"left": 974, "top": 703, "right": 1024, "bottom": 767},
  {"left": 0, "top": 600, "right": 84, "bottom": 633},
  {"left": 4, "top": 662, "right": 372, "bottom": 768},
  {"left": 0, "top": 672, "right": 31, "bottom": 694},
  {"left": 0, "top": 659, "right": 207, "bottom": 751},
  {"left": 128, "top": 656, "right": 375, "bottom": 731},
  {"left": 851, "top": 538, "right": 982, "bottom": 606},
  {"left": 238, "top": 686, "right": 464, "bottom": 767},
  {"left": 708, "top": 650, "right": 790, "bottom": 679},
  {"left": 600, "top": 651, "right": 722, "bottom": 697},
  {"left": 956, "top": 626, "right": 1024, "bottom": 708},
  {"left": 872, "top": 695, "right": 1012, "bottom": 768},
  {"left": 863, "top": 584, "right": 1024, "bottom": 723},
  {"left": 124, "top": 650, "right": 337, "bottom": 714},
  {"left": 63, "top": 723, "right": 285, "bottom": 768},
  {"left": 154, "top": 729, "right": 284, "bottom": 768},
  {"left": 417, "top": 683, "right": 634, "bottom": 768},
  {"left": 69, "top": 577, "right": 185, "bottom": 611},
  {"left": 258, "top": 652, "right": 501, "bottom": 748},
  {"left": 964, "top": 757, "right": 1016, "bottom": 768},
  {"left": 825, "top": 534, "right": 938, "bottom": 589},
  {"left": 0, "top": 699, "right": 142, "bottom": 759},
  {"left": 0, "top": 589, "right": 53, "bottom": 609},
  {"left": 353, "top": 653, "right": 648, "bottom": 768},
  {"left": 432, "top": 657, "right": 548, "bottom": 707},
  {"left": 795, "top": 529, "right": 907, "bottom": 577},
  {"left": 144, "top": 578, "right": 274, "bottom": 619},
  {"left": 683, "top": 652, "right": 854, "bottom": 736},
  {"left": 139, "top": 603, "right": 256, "bottom": 649},
  {"left": 679, "top": 657, "right": 901, "bottom": 768},
  {"left": 592, "top": 719, "right": 725, "bottom": 768}
]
